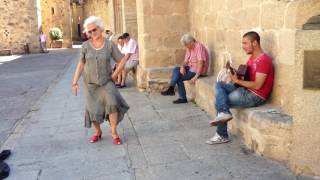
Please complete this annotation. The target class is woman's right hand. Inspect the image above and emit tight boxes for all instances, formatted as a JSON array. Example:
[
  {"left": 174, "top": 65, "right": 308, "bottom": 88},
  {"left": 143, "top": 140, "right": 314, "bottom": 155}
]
[{"left": 73, "top": 84, "right": 78, "bottom": 96}]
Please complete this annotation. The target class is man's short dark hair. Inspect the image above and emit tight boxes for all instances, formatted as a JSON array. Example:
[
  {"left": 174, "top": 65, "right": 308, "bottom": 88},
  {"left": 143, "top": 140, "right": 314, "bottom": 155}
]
[
  {"left": 243, "top": 31, "right": 260, "bottom": 44},
  {"left": 106, "top": 30, "right": 110, "bottom": 34},
  {"left": 122, "top": 32, "right": 130, "bottom": 39}
]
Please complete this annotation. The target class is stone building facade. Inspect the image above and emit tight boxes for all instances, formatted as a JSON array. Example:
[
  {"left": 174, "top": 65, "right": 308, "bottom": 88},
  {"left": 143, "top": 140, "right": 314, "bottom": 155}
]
[
  {"left": 0, "top": 0, "right": 40, "bottom": 54},
  {"left": 133, "top": 0, "right": 320, "bottom": 177},
  {"left": 41, "top": 0, "right": 73, "bottom": 48},
  {"left": 1, "top": 0, "right": 137, "bottom": 54},
  {"left": 2, "top": 0, "right": 320, "bottom": 177}
]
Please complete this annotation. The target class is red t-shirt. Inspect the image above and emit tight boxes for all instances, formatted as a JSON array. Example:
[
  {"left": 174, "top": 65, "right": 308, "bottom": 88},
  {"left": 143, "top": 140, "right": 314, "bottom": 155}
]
[{"left": 246, "top": 53, "right": 274, "bottom": 100}]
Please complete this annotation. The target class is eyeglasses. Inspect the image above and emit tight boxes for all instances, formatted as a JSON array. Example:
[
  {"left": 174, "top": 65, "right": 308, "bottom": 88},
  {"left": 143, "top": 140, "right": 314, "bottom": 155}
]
[{"left": 88, "top": 28, "right": 97, "bottom": 34}]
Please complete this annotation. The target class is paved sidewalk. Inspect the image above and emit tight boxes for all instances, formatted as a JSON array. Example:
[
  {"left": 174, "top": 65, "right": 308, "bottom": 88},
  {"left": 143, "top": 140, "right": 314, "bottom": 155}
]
[{"left": 2, "top": 52, "right": 297, "bottom": 180}]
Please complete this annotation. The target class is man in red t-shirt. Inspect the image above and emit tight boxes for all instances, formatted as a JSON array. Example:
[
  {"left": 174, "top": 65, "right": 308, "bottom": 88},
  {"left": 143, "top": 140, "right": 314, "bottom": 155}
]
[{"left": 206, "top": 31, "right": 274, "bottom": 145}]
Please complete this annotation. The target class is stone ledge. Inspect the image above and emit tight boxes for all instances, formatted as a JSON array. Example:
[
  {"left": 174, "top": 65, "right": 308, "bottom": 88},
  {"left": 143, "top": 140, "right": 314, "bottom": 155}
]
[
  {"left": 185, "top": 76, "right": 293, "bottom": 162},
  {"left": 0, "top": 49, "right": 12, "bottom": 56}
]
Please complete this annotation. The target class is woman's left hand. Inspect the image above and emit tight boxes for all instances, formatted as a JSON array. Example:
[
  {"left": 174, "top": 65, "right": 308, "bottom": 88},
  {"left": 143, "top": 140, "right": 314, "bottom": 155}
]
[{"left": 73, "top": 84, "right": 78, "bottom": 96}]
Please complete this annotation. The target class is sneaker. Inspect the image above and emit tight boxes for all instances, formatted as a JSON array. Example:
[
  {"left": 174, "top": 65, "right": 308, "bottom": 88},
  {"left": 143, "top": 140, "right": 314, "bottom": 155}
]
[
  {"left": 205, "top": 133, "right": 230, "bottom": 145},
  {"left": 209, "top": 112, "right": 233, "bottom": 126},
  {"left": 161, "top": 86, "right": 175, "bottom": 96},
  {"left": 173, "top": 98, "right": 188, "bottom": 104}
]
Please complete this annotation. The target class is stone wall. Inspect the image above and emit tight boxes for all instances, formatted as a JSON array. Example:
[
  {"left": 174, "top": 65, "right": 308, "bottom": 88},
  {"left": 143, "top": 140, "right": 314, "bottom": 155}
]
[
  {"left": 71, "top": 3, "right": 84, "bottom": 41},
  {"left": 0, "top": 0, "right": 40, "bottom": 54},
  {"left": 189, "top": 0, "right": 306, "bottom": 115},
  {"left": 290, "top": 30, "right": 320, "bottom": 177},
  {"left": 83, "top": 0, "right": 112, "bottom": 32},
  {"left": 133, "top": 0, "right": 320, "bottom": 176},
  {"left": 121, "top": 0, "right": 138, "bottom": 39},
  {"left": 41, "top": 0, "right": 73, "bottom": 48},
  {"left": 187, "top": 0, "right": 320, "bottom": 177},
  {"left": 136, "top": 0, "right": 190, "bottom": 92}
]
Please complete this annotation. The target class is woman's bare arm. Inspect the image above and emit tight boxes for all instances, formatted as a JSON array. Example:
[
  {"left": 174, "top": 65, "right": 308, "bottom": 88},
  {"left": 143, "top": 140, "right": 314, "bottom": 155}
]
[{"left": 72, "top": 61, "right": 85, "bottom": 96}]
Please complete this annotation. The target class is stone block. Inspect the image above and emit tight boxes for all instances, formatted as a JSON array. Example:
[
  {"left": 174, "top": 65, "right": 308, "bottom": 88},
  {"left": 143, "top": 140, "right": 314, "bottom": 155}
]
[
  {"left": 143, "top": 50, "right": 174, "bottom": 68},
  {"left": 261, "top": 2, "right": 286, "bottom": 29},
  {"left": 151, "top": 0, "right": 188, "bottom": 15},
  {"left": 226, "top": 30, "right": 242, "bottom": 56},
  {"left": 163, "top": 33, "right": 183, "bottom": 49},
  {"left": 260, "top": 30, "right": 279, "bottom": 58},
  {"left": 211, "top": 0, "right": 227, "bottom": 12},
  {"left": 278, "top": 30, "right": 296, "bottom": 65},
  {"left": 139, "top": 34, "right": 164, "bottom": 50},
  {"left": 229, "top": 106, "right": 293, "bottom": 162},
  {"left": 174, "top": 49, "right": 186, "bottom": 65},
  {"left": 136, "top": 0, "right": 151, "bottom": 16},
  {"left": 167, "top": 15, "right": 190, "bottom": 33},
  {"left": 269, "top": 63, "right": 295, "bottom": 113},
  {"left": 227, "top": 0, "right": 242, "bottom": 11},
  {"left": 204, "top": 14, "right": 217, "bottom": 29},
  {"left": 215, "top": 29, "right": 226, "bottom": 48},
  {"left": 235, "top": 7, "right": 260, "bottom": 29},
  {"left": 146, "top": 79, "right": 170, "bottom": 93},
  {"left": 147, "top": 67, "right": 174, "bottom": 79},
  {"left": 185, "top": 77, "right": 293, "bottom": 162},
  {"left": 184, "top": 76, "right": 216, "bottom": 116},
  {"left": 142, "top": 14, "right": 189, "bottom": 35},
  {"left": 242, "top": 0, "right": 262, "bottom": 8},
  {"left": 136, "top": 65, "right": 148, "bottom": 89}
]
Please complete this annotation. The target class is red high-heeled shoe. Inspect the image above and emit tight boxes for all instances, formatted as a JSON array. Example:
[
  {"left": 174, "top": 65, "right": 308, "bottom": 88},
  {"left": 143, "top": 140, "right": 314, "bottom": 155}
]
[
  {"left": 90, "top": 134, "right": 102, "bottom": 143},
  {"left": 113, "top": 137, "right": 122, "bottom": 145}
]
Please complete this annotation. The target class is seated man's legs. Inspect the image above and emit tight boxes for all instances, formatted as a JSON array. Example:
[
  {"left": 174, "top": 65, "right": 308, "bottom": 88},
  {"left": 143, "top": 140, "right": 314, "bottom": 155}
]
[
  {"left": 161, "top": 66, "right": 196, "bottom": 103},
  {"left": 173, "top": 69, "right": 196, "bottom": 103},
  {"left": 170, "top": 67, "right": 182, "bottom": 87},
  {"left": 207, "top": 86, "right": 265, "bottom": 144},
  {"left": 120, "top": 60, "right": 139, "bottom": 87},
  {"left": 161, "top": 67, "right": 181, "bottom": 96},
  {"left": 214, "top": 82, "right": 238, "bottom": 114}
]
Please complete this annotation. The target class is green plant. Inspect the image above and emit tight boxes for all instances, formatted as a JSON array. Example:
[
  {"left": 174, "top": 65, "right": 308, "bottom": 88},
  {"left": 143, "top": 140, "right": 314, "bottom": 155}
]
[{"left": 49, "top": 27, "right": 63, "bottom": 40}]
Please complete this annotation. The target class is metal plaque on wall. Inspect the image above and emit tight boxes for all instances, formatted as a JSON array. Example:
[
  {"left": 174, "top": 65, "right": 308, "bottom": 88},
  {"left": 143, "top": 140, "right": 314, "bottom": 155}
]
[{"left": 304, "top": 50, "right": 320, "bottom": 89}]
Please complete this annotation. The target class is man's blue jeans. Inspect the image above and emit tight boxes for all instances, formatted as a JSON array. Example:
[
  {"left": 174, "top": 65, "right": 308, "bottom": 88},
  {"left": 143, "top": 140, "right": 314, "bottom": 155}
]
[
  {"left": 170, "top": 66, "right": 196, "bottom": 100},
  {"left": 215, "top": 81, "right": 265, "bottom": 138}
]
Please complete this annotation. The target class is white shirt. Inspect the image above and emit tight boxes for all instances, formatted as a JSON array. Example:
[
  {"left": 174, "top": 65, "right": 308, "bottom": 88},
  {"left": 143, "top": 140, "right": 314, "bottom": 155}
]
[{"left": 122, "top": 38, "right": 139, "bottom": 61}]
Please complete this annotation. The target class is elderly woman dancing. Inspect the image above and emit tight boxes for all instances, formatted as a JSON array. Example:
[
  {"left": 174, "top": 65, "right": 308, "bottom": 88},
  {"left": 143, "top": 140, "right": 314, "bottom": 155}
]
[{"left": 72, "top": 16, "right": 129, "bottom": 145}]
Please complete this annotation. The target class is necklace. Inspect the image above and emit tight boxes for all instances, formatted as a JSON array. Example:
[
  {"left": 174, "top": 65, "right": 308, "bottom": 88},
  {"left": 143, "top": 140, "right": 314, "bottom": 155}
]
[{"left": 90, "top": 38, "right": 105, "bottom": 50}]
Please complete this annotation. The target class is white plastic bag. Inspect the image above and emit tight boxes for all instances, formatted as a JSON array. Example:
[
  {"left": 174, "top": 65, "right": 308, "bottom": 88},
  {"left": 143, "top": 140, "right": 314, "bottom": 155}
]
[{"left": 216, "top": 52, "right": 233, "bottom": 83}]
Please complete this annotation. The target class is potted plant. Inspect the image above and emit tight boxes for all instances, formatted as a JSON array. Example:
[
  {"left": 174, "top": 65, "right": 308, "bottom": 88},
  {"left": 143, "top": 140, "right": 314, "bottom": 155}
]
[{"left": 49, "top": 27, "right": 63, "bottom": 48}]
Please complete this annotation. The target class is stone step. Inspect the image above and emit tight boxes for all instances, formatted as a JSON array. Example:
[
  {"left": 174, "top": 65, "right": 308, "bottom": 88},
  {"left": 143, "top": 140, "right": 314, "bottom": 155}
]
[
  {"left": 0, "top": 49, "right": 12, "bottom": 56},
  {"left": 184, "top": 76, "right": 293, "bottom": 162}
]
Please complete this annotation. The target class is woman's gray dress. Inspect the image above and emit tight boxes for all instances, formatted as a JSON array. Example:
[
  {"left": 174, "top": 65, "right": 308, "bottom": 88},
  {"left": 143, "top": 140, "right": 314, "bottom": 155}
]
[{"left": 80, "top": 39, "right": 129, "bottom": 128}]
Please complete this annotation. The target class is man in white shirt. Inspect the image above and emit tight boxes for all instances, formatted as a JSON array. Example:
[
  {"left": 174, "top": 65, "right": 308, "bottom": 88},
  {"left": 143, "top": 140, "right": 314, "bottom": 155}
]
[{"left": 117, "top": 33, "right": 139, "bottom": 88}]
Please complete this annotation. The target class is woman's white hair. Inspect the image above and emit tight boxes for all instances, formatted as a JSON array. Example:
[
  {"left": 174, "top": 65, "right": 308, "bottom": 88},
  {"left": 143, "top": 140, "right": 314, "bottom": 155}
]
[
  {"left": 180, "top": 34, "right": 195, "bottom": 45},
  {"left": 83, "top": 16, "right": 104, "bottom": 33}
]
